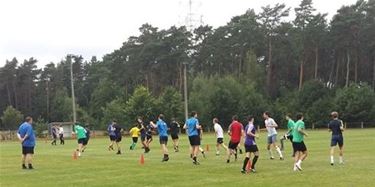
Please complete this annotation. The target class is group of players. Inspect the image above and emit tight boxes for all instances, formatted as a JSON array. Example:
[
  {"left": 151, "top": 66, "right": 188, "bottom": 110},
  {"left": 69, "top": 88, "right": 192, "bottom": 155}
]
[{"left": 16, "top": 110, "right": 345, "bottom": 173}]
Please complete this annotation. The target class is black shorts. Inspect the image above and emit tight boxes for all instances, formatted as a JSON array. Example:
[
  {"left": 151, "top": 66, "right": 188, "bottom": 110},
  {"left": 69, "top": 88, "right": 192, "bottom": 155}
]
[
  {"left": 22, "top": 146, "right": 34, "bottom": 155},
  {"left": 245, "top": 145, "right": 259, "bottom": 153},
  {"left": 189, "top": 135, "right": 201, "bottom": 146},
  {"left": 141, "top": 134, "right": 146, "bottom": 141},
  {"left": 146, "top": 135, "right": 153, "bottom": 141},
  {"left": 228, "top": 141, "right": 239, "bottom": 150},
  {"left": 293, "top": 141, "right": 307, "bottom": 152},
  {"left": 83, "top": 138, "right": 89, "bottom": 146},
  {"left": 132, "top": 137, "right": 138, "bottom": 143},
  {"left": 52, "top": 134, "right": 57, "bottom": 139},
  {"left": 171, "top": 134, "right": 179, "bottom": 140},
  {"left": 116, "top": 136, "right": 122, "bottom": 143},
  {"left": 217, "top": 138, "right": 224, "bottom": 144},
  {"left": 109, "top": 135, "right": 116, "bottom": 141},
  {"left": 78, "top": 138, "right": 86, "bottom": 144},
  {"left": 331, "top": 135, "right": 344, "bottom": 147},
  {"left": 159, "top": 136, "right": 168, "bottom": 145}
]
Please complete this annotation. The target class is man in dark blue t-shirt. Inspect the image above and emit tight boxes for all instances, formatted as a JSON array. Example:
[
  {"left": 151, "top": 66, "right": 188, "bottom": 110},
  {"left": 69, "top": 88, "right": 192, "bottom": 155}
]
[
  {"left": 17, "top": 116, "right": 36, "bottom": 169},
  {"left": 328, "top": 111, "right": 345, "bottom": 165}
]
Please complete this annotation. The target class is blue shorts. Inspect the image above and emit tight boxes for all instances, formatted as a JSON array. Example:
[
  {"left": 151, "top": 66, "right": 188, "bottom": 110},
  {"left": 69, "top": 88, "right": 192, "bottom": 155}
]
[
  {"left": 267, "top": 134, "right": 277, "bottom": 144},
  {"left": 331, "top": 135, "right": 343, "bottom": 147}
]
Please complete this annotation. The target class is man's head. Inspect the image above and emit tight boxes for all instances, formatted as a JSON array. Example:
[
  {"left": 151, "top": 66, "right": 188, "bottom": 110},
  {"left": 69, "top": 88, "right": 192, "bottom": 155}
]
[
  {"left": 296, "top": 113, "right": 304, "bottom": 121},
  {"left": 213, "top": 118, "right": 219, "bottom": 124},
  {"left": 25, "top": 116, "right": 33, "bottom": 124},
  {"left": 263, "top": 111, "right": 271, "bottom": 119},
  {"left": 247, "top": 115, "right": 254, "bottom": 123},
  {"left": 190, "top": 111, "right": 198, "bottom": 118},
  {"left": 137, "top": 117, "right": 143, "bottom": 124},
  {"left": 158, "top": 114, "right": 165, "bottom": 120},
  {"left": 112, "top": 119, "right": 117, "bottom": 124},
  {"left": 331, "top": 111, "right": 339, "bottom": 119},
  {"left": 232, "top": 115, "right": 239, "bottom": 121}
]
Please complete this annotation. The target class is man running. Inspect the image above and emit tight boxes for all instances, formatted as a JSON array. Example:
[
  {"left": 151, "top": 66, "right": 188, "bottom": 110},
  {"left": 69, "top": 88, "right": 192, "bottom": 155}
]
[
  {"left": 58, "top": 125, "right": 64, "bottom": 145},
  {"left": 51, "top": 125, "right": 57, "bottom": 145},
  {"left": 73, "top": 122, "right": 87, "bottom": 157},
  {"left": 138, "top": 118, "right": 150, "bottom": 153},
  {"left": 263, "top": 111, "right": 283, "bottom": 160},
  {"left": 184, "top": 111, "right": 201, "bottom": 165},
  {"left": 129, "top": 124, "right": 140, "bottom": 150},
  {"left": 107, "top": 120, "right": 117, "bottom": 151},
  {"left": 227, "top": 115, "right": 244, "bottom": 163},
  {"left": 169, "top": 118, "right": 180, "bottom": 152},
  {"left": 213, "top": 118, "right": 228, "bottom": 156},
  {"left": 328, "top": 111, "right": 345, "bottom": 165},
  {"left": 241, "top": 116, "right": 259, "bottom": 174},
  {"left": 113, "top": 121, "right": 123, "bottom": 155},
  {"left": 17, "top": 116, "right": 36, "bottom": 169},
  {"left": 280, "top": 113, "right": 295, "bottom": 156},
  {"left": 82, "top": 125, "right": 90, "bottom": 152},
  {"left": 292, "top": 113, "right": 308, "bottom": 171},
  {"left": 151, "top": 114, "right": 169, "bottom": 162}
]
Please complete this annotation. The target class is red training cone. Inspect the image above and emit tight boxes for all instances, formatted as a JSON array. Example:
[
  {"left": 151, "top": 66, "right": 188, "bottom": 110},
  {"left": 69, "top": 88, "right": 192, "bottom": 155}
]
[
  {"left": 139, "top": 154, "right": 145, "bottom": 165},
  {"left": 72, "top": 150, "right": 78, "bottom": 160},
  {"left": 246, "top": 160, "right": 252, "bottom": 172}
]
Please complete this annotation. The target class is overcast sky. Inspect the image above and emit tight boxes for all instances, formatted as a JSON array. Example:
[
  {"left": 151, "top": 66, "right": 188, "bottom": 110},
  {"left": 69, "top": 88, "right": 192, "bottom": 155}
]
[{"left": 0, "top": 0, "right": 358, "bottom": 68}]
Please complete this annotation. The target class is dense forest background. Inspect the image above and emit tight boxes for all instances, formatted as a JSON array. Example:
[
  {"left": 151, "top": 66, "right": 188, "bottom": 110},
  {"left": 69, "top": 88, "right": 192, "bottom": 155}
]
[{"left": 1, "top": 0, "right": 375, "bottom": 131}]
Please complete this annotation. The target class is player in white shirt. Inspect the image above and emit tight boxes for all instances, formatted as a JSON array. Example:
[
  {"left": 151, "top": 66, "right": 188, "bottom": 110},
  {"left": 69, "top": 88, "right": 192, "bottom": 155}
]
[
  {"left": 263, "top": 111, "right": 283, "bottom": 160},
  {"left": 58, "top": 125, "right": 65, "bottom": 145},
  {"left": 213, "top": 118, "right": 228, "bottom": 155}
]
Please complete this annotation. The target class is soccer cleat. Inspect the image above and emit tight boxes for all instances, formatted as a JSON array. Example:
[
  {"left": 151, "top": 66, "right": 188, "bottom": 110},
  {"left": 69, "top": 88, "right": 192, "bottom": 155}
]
[
  {"left": 202, "top": 151, "right": 206, "bottom": 158},
  {"left": 239, "top": 149, "right": 243, "bottom": 154},
  {"left": 250, "top": 169, "right": 256, "bottom": 173},
  {"left": 330, "top": 162, "right": 334, "bottom": 166},
  {"left": 116, "top": 151, "right": 121, "bottom": 155},
  {"left": 193, "top": 161, "right": 200, "bottom": 165},
  {"left": 22, "top": 164, "right": 27, "bottom": 169},
  {"left": 296, "top": 163, "right": 302, "bottom": 171},
  {"left": 293, "top": 166, "right": 298, "bottom": 171},
  {"left": 241, "top": 169, "right": 246, "bottom": 174},
  {"left": 226, "top": 159, "right": 230, "bottom": 163},
  {"left": 270, "top": 157, "right": 275, "bottom": 160},
  {"left": 162, "top": 157, "right": 169, "bottom": 162},
  {"left": 280, "top": 157, "right": 284, "bottom": 160},
  {"left": 28, "top": 164, "right": 34, "bottom": 170}
]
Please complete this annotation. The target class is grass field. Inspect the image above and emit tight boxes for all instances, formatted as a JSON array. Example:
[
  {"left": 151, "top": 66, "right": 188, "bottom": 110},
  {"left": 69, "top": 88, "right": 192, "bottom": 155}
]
[{"left": 1, "top": 129, "right": 375, "bottom": 187}]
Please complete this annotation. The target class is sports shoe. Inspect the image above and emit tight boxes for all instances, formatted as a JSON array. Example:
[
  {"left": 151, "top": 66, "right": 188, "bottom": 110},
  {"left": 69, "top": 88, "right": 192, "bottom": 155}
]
[
  {"left": 241, "top": 169, "right": 246, "bottom": 174},
  {"left": 193, "top": 160, "right": 200, "bottom": 165},
  {"left": 22, "top": 164, "right": 27, "bottom": 169},
  {"left": 226, "top": 159, "right": 230, "bottom": 163},
  {"left": 239, "top": 149, "right": 243, "bottom": 154},
  {"left": 28, "top": 164, "right": 34, "bottom": 169},
  {"left": 293, "top": 166, "right": 298, "bottom": 171},
  {"left": 280, "top": 157, "right": 284, "bottom": 160},
  {"left": 270, "top": 157, "right": 275, "bottom": 160},
  {"left": 250, "top": 169, "right": 256, "bottom": 173},
  {"left": 116, "top": 151, "right": 121, "bottom": 155},
  {"left": 330, "top": 162, "right": 334, "bottom": 166},
  {"left": 162, "top": 157, "right": 169, "bottom": 162},
  {"left": 295, "top": 163, "right": 302, "bottom": 171}
]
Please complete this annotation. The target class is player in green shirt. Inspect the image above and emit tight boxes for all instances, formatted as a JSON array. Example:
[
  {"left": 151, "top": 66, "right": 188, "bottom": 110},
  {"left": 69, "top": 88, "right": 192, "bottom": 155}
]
[
  {"left": 73, "top": 122, "right": 87, "bottom": 157},
  {"left": 280, "top": 113, "right": 295, "bottom": 156},
  {"left": 292, "top": 113, "right": 308, "bottom": 171}
]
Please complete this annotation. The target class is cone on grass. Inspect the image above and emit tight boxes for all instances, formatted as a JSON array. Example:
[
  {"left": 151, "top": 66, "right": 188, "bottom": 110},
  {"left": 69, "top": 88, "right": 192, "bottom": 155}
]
[
  {"left": 72, "top": 150, "right": 78, "bottom": 160},
  {"left": 139, "top": 154, "right": 145, "bottom": 165},
  {"left": 246, "top": 160, "right": 252, "bottom": 172},
  {"left": 206, "top": 144, "right": 209, "bottom": 152}
]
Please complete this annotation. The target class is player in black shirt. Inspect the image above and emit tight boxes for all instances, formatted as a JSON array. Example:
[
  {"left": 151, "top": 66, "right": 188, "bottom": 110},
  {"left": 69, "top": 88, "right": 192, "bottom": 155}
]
[
  {"left": 328, "top": 111, "right": 344, "bottom": 165},
  {"left": 51, "top": 125, "right": 57, "bottom": 145},
  {"left": 113, "top": 123, "right": 123, "bottom": 154},
  {"left": 169, "top": 118, "right": 180, "bottom": 152}
]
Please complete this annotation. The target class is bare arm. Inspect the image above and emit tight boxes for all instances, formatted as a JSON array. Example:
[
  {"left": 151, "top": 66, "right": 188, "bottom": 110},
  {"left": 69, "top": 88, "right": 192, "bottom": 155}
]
[{"left": 298, "top": 128, "right": 308, "bottom": 137}]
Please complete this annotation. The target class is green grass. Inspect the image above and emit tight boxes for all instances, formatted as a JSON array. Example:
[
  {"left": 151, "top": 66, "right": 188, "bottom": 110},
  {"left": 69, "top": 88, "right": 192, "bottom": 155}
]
[{"left": 1, "top": 129, "right": 375, "bottom": 187}]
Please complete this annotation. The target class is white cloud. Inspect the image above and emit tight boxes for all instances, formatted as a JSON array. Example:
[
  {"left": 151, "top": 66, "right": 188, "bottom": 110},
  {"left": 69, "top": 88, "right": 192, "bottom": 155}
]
[{"left": 0, "top": 0, "right": 358, "bottom": 67}]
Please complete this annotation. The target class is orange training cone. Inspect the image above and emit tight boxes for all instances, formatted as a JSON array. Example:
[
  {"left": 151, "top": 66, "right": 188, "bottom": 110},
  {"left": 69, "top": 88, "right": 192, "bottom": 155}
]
[
  {"left": 139, "top": 154, "right": 145, "bottom": 165},
  {"left": 206, "top": 144, "right": 209, "bottom": 152},
  {"left": 246, "top": 160, "right": 252, "bottom": 172},
  {"left": 72, "top": 150, "right": 78, "bottom": 160}
]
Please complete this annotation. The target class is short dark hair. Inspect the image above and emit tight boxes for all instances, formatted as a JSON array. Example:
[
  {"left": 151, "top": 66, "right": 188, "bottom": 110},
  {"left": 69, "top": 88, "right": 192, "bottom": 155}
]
[
  {"left": 112, "top": 119, "right": 117, "bottom": 123},
  {"left": 296, "top": 113, "right": 304, "bottom": 120},
  {"left": 286, "top": 113, "right": 292, "bottom": 118},
  {"left": 264, "top": 111, "right": 271, "bottom": 117},
  {"left": 25, "top": 116, "right": 32, "bottom": 122},
  {"left": 247, "top": 115, "right": 254, "bottom": 122},
  {"left": 213, "top": 118, "right": 219, "bottom": 123},
  {"left": 159, "top": 114, "right": 165, "bottom": 120},
  {"left": 232, "top": 115, "right": 238, "bottom": 121},
  {"left": 190, "top": 111, "right": 197, "bottom": 117}
]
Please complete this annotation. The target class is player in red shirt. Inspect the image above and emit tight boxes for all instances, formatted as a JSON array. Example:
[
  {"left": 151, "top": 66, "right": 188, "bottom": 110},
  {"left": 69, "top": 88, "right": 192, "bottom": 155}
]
[{"left": 226, "top": 115, "right": 244, "bottom": 163}]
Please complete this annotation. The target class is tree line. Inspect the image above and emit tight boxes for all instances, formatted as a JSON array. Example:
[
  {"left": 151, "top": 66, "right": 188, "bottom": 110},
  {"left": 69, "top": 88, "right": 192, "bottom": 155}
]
[{"left": 1, "top": 0, "right": 375, "bottom": 130}]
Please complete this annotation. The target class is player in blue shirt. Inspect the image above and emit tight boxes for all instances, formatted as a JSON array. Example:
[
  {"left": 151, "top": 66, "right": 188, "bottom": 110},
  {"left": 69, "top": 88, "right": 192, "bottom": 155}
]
[
  {"left": 183, "top": 111, "right": 202, "bottom": 165},
  {"left": 17, "top": 116, "right": 36, "bottom": 169},
  {"left": 241, "top": 116, "right": 259, "bottom": 174},
  {"left": 151, "top": 114, "right": 169, "bottom": 162}
]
